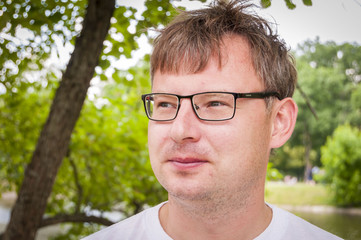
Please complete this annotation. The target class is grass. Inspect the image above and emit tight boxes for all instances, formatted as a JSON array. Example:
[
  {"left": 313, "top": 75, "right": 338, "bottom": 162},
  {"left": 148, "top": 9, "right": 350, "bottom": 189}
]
[
  {"left": 0, "top": 183, "right": 333, "bottom": 208},
  {"left": 265, "top": 182, "right": 334, "bottom": 206}
]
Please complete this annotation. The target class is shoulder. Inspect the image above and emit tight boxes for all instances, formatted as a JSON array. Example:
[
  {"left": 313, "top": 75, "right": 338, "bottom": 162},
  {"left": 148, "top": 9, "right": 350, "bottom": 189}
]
[
  {"left": 256, "top": 204, "right": 343, "bottom": 240},
  {"left": 81, "top": 202, "right": 169, "bottom": 240}
]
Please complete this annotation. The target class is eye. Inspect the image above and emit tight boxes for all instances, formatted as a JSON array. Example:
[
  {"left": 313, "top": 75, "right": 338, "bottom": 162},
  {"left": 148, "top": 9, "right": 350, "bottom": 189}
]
[
  {"left": 208, "top": 101, "right": 225, "bottom": 107},
  {"left": 195, "top": 93, "right": 233, "bottom": 109},
  {"left": 152, "top": 95, "right": 178, "bottom": 110},
  {"left": 205, "top": 100, "right": 231, "bottom": 108},
  {"left": 158, "top": 102, "right": 176, "bottom": 108}
]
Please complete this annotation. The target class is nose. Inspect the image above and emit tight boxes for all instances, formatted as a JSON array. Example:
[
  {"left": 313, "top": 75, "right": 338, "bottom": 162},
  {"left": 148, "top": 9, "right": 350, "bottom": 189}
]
[{"left": 170, "top": 99, "right": 201, "bottom": 143}]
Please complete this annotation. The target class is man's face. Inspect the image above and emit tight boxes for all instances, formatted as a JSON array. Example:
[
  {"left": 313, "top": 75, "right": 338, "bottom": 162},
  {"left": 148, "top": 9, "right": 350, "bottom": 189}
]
[{"left": 148, "top": 36, "right": 274, "bottom": 203}]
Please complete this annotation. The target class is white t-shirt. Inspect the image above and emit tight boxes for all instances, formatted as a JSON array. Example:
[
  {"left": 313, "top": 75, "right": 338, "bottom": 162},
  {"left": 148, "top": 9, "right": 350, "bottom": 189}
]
[{"left": 81, "top": 202, "right": 343, "bottom": 240}]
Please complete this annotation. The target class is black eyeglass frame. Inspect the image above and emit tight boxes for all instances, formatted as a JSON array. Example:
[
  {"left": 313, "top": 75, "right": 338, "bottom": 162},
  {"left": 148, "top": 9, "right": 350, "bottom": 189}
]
[{"left": 141, "top": 91, "right": 282, "bottom": 122}]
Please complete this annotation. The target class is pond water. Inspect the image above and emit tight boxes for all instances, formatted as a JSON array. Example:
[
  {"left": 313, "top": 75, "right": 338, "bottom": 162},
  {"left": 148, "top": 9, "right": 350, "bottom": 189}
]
[{"left": 291, "top": 210, "right": 361, "bottom": 240}]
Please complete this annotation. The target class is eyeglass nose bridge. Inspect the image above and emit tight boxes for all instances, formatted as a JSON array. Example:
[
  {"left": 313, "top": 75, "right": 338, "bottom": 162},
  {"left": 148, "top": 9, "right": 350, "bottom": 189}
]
[{"left": 176, "top": 95, "right": 201, "bottom": 120}]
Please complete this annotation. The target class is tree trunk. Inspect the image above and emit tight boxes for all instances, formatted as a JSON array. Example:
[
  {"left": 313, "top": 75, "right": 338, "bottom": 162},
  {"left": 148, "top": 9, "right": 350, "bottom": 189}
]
[
  {"left": 303, "top": 126, "right": 313, "bottom": 182},
  {"left": 2, "top": 0, "right": 115, "bottom": 239}
]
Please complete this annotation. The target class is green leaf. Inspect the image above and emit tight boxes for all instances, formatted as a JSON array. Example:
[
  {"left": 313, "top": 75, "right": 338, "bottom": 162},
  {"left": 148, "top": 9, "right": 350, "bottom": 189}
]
[
  {"left": 100, "top": 73, "right": 108, "bottom": 81},
  {"left": 260, "top": 0, "right": 271, "bottom": 8},
  {"left": 284, "top": 0, "right": 296, "bottom": 9},
  {"left": 302, "top": 0, "right": 313, "bottom": 6}
]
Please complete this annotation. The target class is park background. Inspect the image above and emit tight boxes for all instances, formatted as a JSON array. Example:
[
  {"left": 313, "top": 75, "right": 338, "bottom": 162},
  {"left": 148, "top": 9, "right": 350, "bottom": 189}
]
[{"left": 1, "top": 0, "right": 361, "bottom": 239}]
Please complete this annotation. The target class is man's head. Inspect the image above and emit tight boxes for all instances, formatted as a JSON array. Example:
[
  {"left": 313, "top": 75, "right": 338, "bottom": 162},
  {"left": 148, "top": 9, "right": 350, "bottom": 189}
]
[
  {"left": 151, "top": 0, "right": 297, "bottom": 100},
  {"left": 146, "top": 0, "right": 298, "bottom": 206}
]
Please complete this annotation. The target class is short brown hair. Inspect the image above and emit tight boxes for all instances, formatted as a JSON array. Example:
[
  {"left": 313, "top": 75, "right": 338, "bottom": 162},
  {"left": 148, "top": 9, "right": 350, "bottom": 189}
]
[{"left": 150, "top": 0, "right": 297, "bottom": 99}]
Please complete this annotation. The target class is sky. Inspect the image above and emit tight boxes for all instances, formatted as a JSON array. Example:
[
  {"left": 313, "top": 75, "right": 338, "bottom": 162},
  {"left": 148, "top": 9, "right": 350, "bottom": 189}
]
[
  {"left": 173, "top": 0, "right": 361, "bottom": 49},
  {"left": 255, "top": 0, "right": 361, "bottom": 49},
  {"left": 10, "top": 0, "right": 361, "bottom": 68}
]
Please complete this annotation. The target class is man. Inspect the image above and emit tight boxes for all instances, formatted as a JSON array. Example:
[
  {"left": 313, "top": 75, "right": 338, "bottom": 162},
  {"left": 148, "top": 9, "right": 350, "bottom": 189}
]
[{"left": 83, "top": 1, "right": 342, "bottom": 239}]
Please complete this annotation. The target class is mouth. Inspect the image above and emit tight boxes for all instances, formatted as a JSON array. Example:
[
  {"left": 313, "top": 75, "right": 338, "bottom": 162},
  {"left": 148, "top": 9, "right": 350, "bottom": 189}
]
[{"left": 168, "top": 158, "right": 208, "bottom": 170}]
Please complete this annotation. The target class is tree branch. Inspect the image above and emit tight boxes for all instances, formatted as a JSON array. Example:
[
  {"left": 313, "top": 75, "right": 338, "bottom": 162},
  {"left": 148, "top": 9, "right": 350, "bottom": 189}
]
[
  {"left": 296, "top": 83, "right": 319, "bottom": 120},
  {"left": 39, "top": 213, "right": 115, "bottom": 228},
  {"left": 68, "top": 154, "right": 83, "bottom": 213}
]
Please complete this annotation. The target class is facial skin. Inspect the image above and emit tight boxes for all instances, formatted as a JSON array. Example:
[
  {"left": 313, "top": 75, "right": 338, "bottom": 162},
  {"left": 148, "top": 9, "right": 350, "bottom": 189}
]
[{"left": 148, "top": 34, "right": 297, "bottom": 239}]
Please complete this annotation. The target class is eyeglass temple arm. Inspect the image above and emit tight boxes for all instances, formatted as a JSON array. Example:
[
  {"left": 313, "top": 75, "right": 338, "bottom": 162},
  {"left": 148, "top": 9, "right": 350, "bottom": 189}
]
[{"left": 236, "top": 92, "right": 282, "bottom": 100}]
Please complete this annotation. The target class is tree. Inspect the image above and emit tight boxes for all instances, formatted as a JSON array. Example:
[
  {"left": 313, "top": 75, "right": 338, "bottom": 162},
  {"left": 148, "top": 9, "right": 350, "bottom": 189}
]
[
  {"left": 1, "top": 59, "right": 168, "bottom": 239},
  {"left": 271, "top": 39, "right": 361, "bottom": 180},
  {"left": 295, "top": 59, "right": 348, "bottom": 181},
  {"left": 45, "top": 63, "right": 167, "bottom": 238},
  {"left": 2, "top": 0, "right": 115, "bottom": 239},
  {"left": 348, "top": 84, "right": 361, "bottom": 127},
  {"left": 0, "top": 0, "right": 194, "bottom": 238},
  {"left": 321, "top": 124, "right": 361, "bottom": 206}
]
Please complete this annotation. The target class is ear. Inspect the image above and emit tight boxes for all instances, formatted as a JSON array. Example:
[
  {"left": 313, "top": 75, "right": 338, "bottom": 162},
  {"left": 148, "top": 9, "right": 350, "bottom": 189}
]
[{"left": 270, "top": 98, "right": 298, "bottom": 149}]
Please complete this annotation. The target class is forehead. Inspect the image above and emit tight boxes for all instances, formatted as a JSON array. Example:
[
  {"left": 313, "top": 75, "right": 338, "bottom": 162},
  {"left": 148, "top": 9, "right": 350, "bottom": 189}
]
[
  {"left": 151, "top": 34, "right": 253, "bottom": 78},
  {"left": 152, "top": 35, "right": 263, "bottom": 93}
]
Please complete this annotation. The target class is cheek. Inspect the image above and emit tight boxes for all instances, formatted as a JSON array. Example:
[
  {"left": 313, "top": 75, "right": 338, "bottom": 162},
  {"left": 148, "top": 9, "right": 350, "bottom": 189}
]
[
  {"left": 205, "top": 124, "right": 244, "bottom": 164},
  {"left": 210, "top": 117, "right": 271, "bottom": 162},
  {"left": 147, "top": 123, "right": 162, "bottom": 159},
  {"left": 147, "top": 123, "right": 173, "bottom": 168},
  {"left": 148, "top": 121, "right": 166, "bottom": 140},
  {"left": 212, "top": 123, "right": 270, "bottom": 183},
  {"left": 147, "top": 124, "right": 165, "bottom": 180}
]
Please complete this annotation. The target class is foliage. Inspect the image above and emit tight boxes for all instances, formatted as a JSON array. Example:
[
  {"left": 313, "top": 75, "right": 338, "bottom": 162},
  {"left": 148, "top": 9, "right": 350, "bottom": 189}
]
[
  {"left": 0, "top": 0, "right": 191, "bottom": 194},
  {"left": 0, "top": 68, "right": 58, "bottom": 192},
  {"left": 266, "top": 162, "right": 283, "bottom": 181},
  {"left": 261, "top": 0, "right": 312, "bottom": 9},
  {"left": 270, "top": 144, "right": 315, "bottom": 178},
  {"left": 320, "top": 124, "right": 361, "bottom": 207},
  {"left": 293, "top": 58, "right": 349, "bottom": 155},
  {"left": 46, "top": 63, "right": 167, "bottom": 238},
  {"left": 0, "top": 0, "right": 187, "bottom": 93},
  {"left": 0, "top": 0, "right": 181, "bottom": 238},
  {"left": 0, "top": 0, "right": 77, "bottom": 194},
  {"left": 1, "top": 59, "right": 167, "bottom": 239},
  {"left": 271, "top": 39, "right": 361, "bottom": 180},
  {"left": 297, "top": 39, "right": 361, "bottom": 84},
  {"left": 0, "top": 0, "right": 86, "bottom": 92},
  {"left": 348, "top": 84, "right": 361, "bottom": 127}
]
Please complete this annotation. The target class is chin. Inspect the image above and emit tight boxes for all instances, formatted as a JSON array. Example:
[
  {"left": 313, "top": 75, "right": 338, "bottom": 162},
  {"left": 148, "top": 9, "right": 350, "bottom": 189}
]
[{"left": 165, "top": 181, "right": 214, "bottom": 202}]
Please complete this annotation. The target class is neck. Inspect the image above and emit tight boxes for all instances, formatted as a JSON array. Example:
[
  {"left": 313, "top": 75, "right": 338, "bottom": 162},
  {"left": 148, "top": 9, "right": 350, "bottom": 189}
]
[{"left": 159, "top": 191, "right": 272, "bottom": 240}]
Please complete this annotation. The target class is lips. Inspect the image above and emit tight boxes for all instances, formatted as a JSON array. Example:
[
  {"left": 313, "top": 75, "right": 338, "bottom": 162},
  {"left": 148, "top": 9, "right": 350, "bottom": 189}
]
[{"left": 168, "top": 158, "right": 208, "bottom": 170}]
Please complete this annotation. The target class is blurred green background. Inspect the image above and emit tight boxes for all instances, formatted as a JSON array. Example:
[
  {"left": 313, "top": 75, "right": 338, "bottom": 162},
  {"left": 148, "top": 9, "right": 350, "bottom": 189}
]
[{"left": 1, "top": 0, "right": 361, "bottom": 239}]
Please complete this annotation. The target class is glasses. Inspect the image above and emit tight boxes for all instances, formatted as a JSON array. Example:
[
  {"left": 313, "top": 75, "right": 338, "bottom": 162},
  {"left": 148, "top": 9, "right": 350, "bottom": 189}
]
[{"left": 141, "top": 91, "right": 281, "bottom": 121}]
